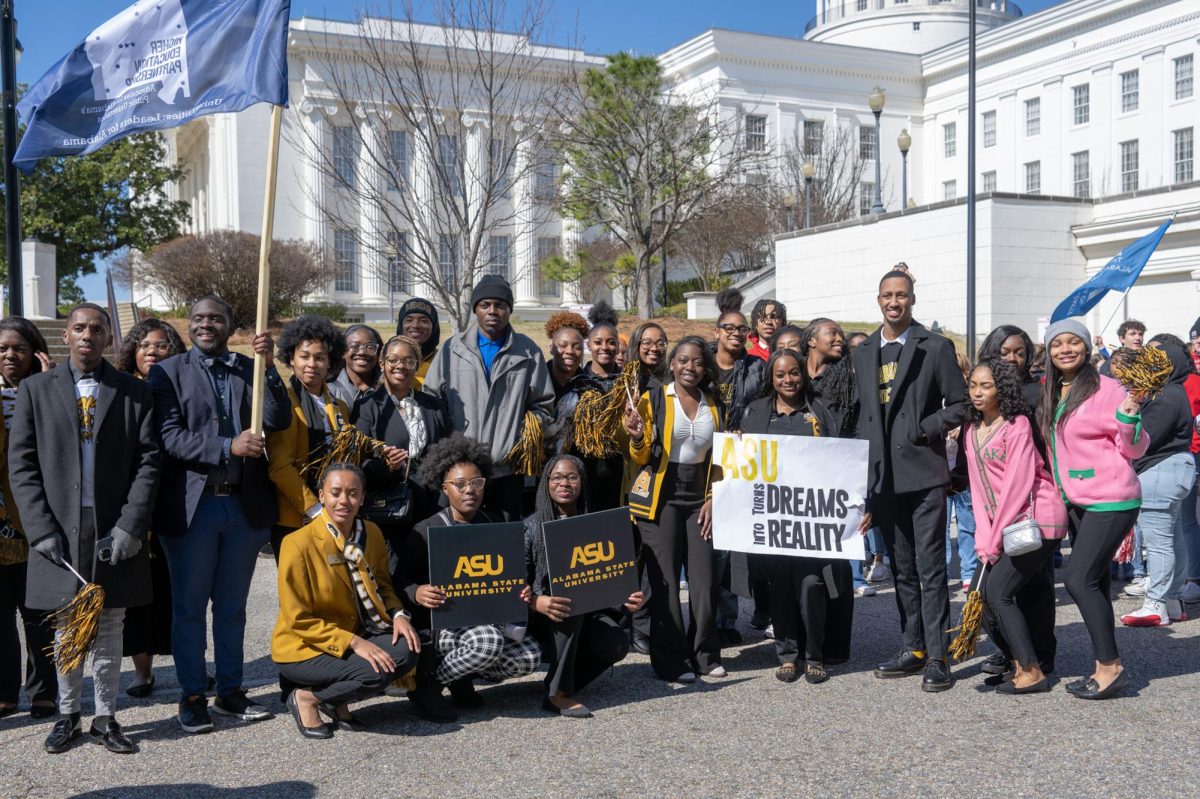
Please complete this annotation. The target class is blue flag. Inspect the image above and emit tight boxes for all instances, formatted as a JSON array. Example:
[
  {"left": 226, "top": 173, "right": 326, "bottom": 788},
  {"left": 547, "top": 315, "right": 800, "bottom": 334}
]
[
  {"left": 1050, "top": 218, "right": 1173, "bottom": 323},
  {"left": 14, "top": 0, "right": 290, "bottom": 172}
]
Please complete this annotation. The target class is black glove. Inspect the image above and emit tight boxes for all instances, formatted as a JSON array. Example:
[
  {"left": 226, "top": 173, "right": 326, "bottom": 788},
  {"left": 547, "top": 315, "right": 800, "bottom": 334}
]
[
  {"left": 32, "top": 535, "right": 65, "bottom": 566},
  {"left": 107, "top": 528, "right": 142, "bottom": 564}
]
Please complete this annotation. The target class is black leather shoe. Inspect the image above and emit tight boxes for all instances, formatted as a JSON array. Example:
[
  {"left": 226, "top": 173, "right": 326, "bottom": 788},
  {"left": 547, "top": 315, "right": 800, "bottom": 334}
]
[
  {"left": 984, "top": 672, "right": 1013, "bottom": 687},
  {"left": 89, "top": 720, "right": 135, "bottom": 753},
  {"left": 44, "top": 717, "right": 81, "bottom": 754},
  {"left": 921, "top": 659, "right": 954, "bottom": 693},
  {"left": 875, "top": 651, "right": 927, "bottom": 679},
  {"left": 996, "top": 678, "right": 1050, "bottom": 695},
  {"left": 406, "top": 685, "right": 457, "bottom": 724},
  {"left": 448, "top": 678, "right": 484, "bottom": 709},
  {"left": 980, "top": 653, "right": 1010, "bottom": 675},
  {"left": 126, "top": 676, "right": 155, "bottom": 699},
  {"left": 1065, "top": 677, "right": 1093, "bottom": 695},
  {"left": 631, "top": 635, "right": 651, "bottom": 656},
  {"left": 317, "top": 702, "right": 367, "bottom": 732},
  {"left": 1073, "top": 670, "right": 1130, "bottom": 701},
  {"left": 285, "top": 692, "right": 333, "bottom": 739}
]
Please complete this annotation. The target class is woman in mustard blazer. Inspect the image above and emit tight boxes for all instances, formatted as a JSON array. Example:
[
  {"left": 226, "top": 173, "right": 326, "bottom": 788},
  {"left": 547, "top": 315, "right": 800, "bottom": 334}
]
[{"left": 272, "top": 463, "right": 419, "bottom": 739}]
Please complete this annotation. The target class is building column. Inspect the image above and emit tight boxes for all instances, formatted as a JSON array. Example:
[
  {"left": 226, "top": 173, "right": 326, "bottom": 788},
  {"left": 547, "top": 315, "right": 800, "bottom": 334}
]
[
  {"left": 462, "top": 115, "right": 489, "bottom": 289},
  {"left": 411, "top": 115, "right": 438, "bottom": 301},
  {"left": 512, "top": 132, "right": 539, "bottom": 308},
  {"left": 358, "top": 110, "right": 388, "bottom": 306},
  {"left": 560, "top": 215, "right": 584, "bottom": 306}
]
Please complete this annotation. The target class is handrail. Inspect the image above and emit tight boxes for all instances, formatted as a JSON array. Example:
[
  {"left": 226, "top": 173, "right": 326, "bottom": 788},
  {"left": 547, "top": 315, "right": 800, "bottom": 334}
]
[
  {"left": 105, "top": 267, "right": 123, "bottom": 350},
  {"left": 804, "top": 0, "right": 1022, "bottom": 35}
]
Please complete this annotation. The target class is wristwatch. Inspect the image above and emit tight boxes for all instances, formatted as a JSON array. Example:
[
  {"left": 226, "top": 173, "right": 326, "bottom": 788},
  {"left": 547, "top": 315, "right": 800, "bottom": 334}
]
[{"left": 391, "top": 608, "right": 413, "bottom": 620}]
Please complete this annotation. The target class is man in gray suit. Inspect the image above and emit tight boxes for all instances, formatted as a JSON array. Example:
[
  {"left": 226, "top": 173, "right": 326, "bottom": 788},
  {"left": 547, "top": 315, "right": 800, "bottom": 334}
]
[{"left": 8, "top": 303, "right": 160, "bottom": 754}]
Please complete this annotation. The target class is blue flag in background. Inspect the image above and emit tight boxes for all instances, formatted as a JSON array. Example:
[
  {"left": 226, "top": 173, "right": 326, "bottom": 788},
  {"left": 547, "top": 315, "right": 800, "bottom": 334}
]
[
  {"left": 14, "top": 0, "right": 290, "bottom": 172},
  {"left": 1050, "top": 218, "right": 1173, "bottom": 323}
]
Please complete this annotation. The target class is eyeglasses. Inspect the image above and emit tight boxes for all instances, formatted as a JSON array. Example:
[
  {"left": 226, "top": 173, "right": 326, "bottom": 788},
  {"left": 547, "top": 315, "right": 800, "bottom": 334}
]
[
  {"left": 549, "top": 473, "right": 581, "bottom": 485},
  {"left": 443, "top": 477, "right": 486, "bottom": 492},
  {"left": 385, "top": 357, "right": 419, "bottom": 368},
  {"left": 137, "top": 341, "right": 172, "bottom": 353},
  {"left": 639, "top": 340, "right": 667, "bottom": 350},
  {"left": 349, "top": 343, "right": 380, "bottom": 354},
  {"left": 720, "top": 325, "right": 751, "bottom": 335}
]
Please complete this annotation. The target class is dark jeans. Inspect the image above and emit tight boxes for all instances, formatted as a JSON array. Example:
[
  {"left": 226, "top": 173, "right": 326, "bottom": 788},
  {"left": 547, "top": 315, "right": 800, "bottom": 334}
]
[
  {"left": 767, "top": 555, "right": 827, "bottom": 665},
  {"left": 537, "top": 611, "right": 629, "bottom": 698},
  {"left": 874, "top": 485, "right": 951, "bottom": 659},
  {"left": 0, "top": 562, "right": 56, "bottom": 706},
  {"left": 639, "top": 464, "right": 719, "bottom": 679},
  {"left": 983, "top": 539, "right": 1058, "bottom": 667},
  {"left": 1064, "top": 506, "right": 1140, "bottom": 663},
  {"left": 277, "top": 633, "right": 416, "bottom": 706}
]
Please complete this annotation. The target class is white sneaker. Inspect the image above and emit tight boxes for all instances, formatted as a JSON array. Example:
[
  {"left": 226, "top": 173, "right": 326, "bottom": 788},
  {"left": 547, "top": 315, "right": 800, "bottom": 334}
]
[
  {"left": 1166, "top": 598, "right": 1188, "bottom": 623},
  {"left": 1181, "top": 581, "right": 1200, "bottom": 604},
  {"left": 1121, "top": 599, "right": 1169, "bottom": 627},
  {"left": 1123, "top": 576, "right": 1149, "bottom": 597},
  {"left": 866, "top": 562, "right": 891, "bottom": 583},
  {"left": 763, "top": 623, "right": 775, "bottom": 640},
  {"left": 705, "top": 665, "right": 728, "bottom": 678},
  {"left": 855, "top": 585, "right": 877, "bottom": 597}
]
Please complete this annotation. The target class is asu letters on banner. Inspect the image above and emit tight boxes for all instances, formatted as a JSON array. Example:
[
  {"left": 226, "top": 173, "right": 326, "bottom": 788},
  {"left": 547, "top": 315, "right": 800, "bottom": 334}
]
[
  {"left": 711, "top": 432, "right": 869, "bottom": 561},
  {"left": 427, "top": 522, "right": 528, "bottom": 629},
  {"left": 543, "top": 508, "right": 639, "bottom": 616}
]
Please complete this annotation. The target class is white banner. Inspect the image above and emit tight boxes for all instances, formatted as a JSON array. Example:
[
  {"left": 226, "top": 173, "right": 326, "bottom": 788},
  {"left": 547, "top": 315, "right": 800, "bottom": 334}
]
[{"left": 711, "top": 432, "right": 869, "bottom": 561}]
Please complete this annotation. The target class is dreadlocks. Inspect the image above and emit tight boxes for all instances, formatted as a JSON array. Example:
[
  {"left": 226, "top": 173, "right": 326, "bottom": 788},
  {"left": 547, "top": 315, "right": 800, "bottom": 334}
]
[{"left": 799, "top": 317, "right": 857, "bottom": 436}]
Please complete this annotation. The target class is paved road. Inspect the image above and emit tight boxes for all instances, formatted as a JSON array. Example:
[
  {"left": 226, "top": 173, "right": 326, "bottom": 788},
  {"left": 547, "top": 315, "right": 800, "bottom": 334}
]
[{"left": 2, "top": 552, "right": 1198, "bottom": 799}]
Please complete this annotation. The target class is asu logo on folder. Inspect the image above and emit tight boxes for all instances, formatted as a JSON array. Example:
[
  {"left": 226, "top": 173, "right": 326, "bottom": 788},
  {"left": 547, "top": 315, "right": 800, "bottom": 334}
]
[
  {"left": 569, "top": 541, "right": 614, "bottom": 569},
  {"left": 453, "top": 554, "right": 505, "bottom": 578}
]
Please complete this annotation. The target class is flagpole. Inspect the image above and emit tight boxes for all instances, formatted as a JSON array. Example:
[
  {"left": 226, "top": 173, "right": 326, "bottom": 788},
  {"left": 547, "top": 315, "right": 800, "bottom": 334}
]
[{"left": 250, "top": 104, "right": 283, "bottom": 437}]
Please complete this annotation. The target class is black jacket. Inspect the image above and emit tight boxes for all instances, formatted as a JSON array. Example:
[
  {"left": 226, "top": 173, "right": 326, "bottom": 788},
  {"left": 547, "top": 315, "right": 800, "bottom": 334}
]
[
  {"left": 851, "top": 322, "right": 967, "bottom": 496},
  {"left": 1134, "top": 343, "right": 1194, "bottom": 474},
  {"left": 710, "top": 344, "right": 764, "bottom": 429},
  {"left": 354, "top": 388, "right": 449, "bottom": 492}
]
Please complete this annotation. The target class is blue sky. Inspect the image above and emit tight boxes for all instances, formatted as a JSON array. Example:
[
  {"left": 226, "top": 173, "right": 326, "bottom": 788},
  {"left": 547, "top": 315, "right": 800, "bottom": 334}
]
[{"left": 15, "top": 0, "right": 1067, "bottom": 299}]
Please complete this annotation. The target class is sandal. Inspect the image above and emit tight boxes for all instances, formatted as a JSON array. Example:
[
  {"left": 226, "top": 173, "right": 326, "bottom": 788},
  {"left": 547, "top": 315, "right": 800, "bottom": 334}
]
[
  {"left": 775, "top": 664, "right": 799, "bottom": 683},
  {"left": 804, "top": 663, "right": 828, "bottom": 684}
]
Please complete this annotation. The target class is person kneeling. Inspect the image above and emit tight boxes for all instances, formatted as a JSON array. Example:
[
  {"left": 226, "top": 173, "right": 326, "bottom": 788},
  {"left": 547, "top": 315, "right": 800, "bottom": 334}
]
[
  {"left": 400, "top": 434, "right": 542, "bottom": 721},
  {"left": 272, "top": 464, "right": 420, "bottom": 739}
]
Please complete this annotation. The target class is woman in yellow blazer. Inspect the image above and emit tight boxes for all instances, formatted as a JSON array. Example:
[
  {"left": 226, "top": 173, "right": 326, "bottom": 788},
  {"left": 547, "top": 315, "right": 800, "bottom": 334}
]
[
  {"left": 622, "top": 335, "right": 727, "bottom": 685},
  {"left": 272, "top": 463, "right": 419, "bottom": 739}
]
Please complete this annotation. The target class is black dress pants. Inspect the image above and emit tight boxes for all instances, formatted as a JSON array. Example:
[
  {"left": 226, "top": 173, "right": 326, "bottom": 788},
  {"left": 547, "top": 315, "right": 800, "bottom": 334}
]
[
  {"left": 767, "top": 555, "right": 827, "bottom": 665},
  {"left": 277, "top": 633, "right": 416, "bottom": 706},
  {"left": 983, "top": 539, "right": 1058, "bottom": 667},
  {"left": 0, "top": 562, "right": 56, "bottom": 706},
  {"left": 1063, "top": 506, "right": 1139, "bottom": 663},
  {"left": 874, "top": 485, "right": 951, "bottom": 659},
  {"left": 992, "top": 541, "right": 1058, "bottom": 668},
  {"left": 541, "top": 611, "right": 629, "bottom": 697}
]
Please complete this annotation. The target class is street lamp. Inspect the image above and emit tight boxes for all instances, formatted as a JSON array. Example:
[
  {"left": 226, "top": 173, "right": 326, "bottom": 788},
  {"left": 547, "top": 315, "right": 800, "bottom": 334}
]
[
  {"left": 2, "top": 1, "right": 22, "bottom": 314},
  {"left": 868, "top": 86, "right": 886, "bottom": 215},
  {"left": 800, "top": 161, "right": 815, "bottom": 229},
  {"left": 783, "top": 193, "right": 796, "bottom": 233},
  {"left": 897, "top": 128, "right": 911, "bottom": 210}
]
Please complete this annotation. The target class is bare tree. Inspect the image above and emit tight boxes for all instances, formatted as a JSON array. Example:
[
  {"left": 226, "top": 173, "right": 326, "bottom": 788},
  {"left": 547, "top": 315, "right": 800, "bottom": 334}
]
[
  {"left": 290, "top": 0, "right": 577, "bottom": 329},
  {"left": 673, "top": 187, "right": 778, "bottom": 290},
  {"left": 778, "top": 121, "right": 884, "bottom": 227}
]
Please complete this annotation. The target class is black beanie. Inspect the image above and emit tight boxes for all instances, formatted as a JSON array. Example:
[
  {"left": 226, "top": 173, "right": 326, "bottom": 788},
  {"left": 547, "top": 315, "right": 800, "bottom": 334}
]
[
  {"left": 396, "top": 297, "right": 441, "bottom": 358},
  {"left": 470, "top": 274, "right": 514, "bottom": 310},
  {"left": 1190, "top": 316, "right": 1200, "bottom": 341}
]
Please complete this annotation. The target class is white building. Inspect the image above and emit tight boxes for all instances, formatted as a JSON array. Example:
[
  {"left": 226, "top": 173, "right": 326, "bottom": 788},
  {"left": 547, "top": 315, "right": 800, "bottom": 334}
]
[{"left": 156, "top": 0, "right": 1199, "bottom": 338}]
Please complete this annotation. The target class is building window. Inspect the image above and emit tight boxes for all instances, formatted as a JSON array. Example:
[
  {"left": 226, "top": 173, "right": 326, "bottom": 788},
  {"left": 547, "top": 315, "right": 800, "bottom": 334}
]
[
  {"left": 332, "top": 126, "right": 357, "bottom": 190},
  {"left": 1072, "top": 84, "right": 1090, "bottom": 125},
  {"left": 333, "top": 229, "right": 358, "bottom": 292},
  {"left": 858, "top": 124, "right": 876, "bottom": 162},
  {"left": 982, "top": 111, "right": 996, "bottom": 148},
  {"left": 943, "top": 122, "right": 956, "bottom": 158},
  {"left": 804, "top": 120, "right": 824, "bottom": 158},
  {"left": 1120, "top": 70, "right": 1139, "bottom": 113},
  {"left": 386, "top": 130, "right": 408, "bottom": 192},
  {"left": 1072, "top": 151, "right": 1090, "bottom": 198},
  {"left": 858, "top": 182, "right": 873, "bottom": 216},
  {"left": 534, "top": 155, "right": 558, "bottom": 204},
  {"left": 385, "top": 231, "right": 411, "bottom": 294},
  {"left": 1176, "top": 55, "right": 1194, "bottom": 100},
  {"left": 981, "top": 171, "right": 996, "bottom": 192},
  {"left": 1024, "top": 98, "right": 1040, "bottom": 137},
  {"left": 1024, "top": 161, "right": 1041, "bottom": 195},
  {"left": 745, "top": 115, "right": 767, "bottom": 152},
  {"left": 856, "top": 0, "right": 867, "bottom": 11},
  {"left": 1120, "top": 140, "right": 1139, "bottom": 192},
  {"left": 1175, "top": 128, "right": 1194, "bottom": 184},
  {"left": 942, "top": 180, "right": 956, "bottom": 201},
  {"left": 490, "top": 137, "right": 512, "bottom": 199},
  {"left": 438, "top": 235, "right": 459, "bottom": 288},
  {"left": 436, "top": 135, "right": 462, "bottom": 197},
  {"left": 536, "top": 236, "right": 561, "bottom": 298},
  {"left": 488, "top": 235, "right": 511, "bottom": 280}
]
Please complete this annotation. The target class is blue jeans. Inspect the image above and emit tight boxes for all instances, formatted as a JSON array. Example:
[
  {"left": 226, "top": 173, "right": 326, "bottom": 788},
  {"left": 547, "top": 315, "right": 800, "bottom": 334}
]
[
  {"left": 1181, "top": 452, "right": 1200, "bottom": 583},
  {"left": 1136, "top": 453, "right": 1197, "bottom": 603},
  {"left": 946, "top": 490, "right": 978, "bottom": 584},
  {"left": 161, "top": 494, "right": 270, "bottom": 699}
]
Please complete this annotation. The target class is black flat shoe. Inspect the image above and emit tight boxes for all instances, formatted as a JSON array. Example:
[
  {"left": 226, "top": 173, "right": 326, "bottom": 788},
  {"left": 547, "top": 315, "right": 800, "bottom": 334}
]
[
  {"left": 285, "top": 693, "right": 333, "bottom": 739},
  {"left": 44, "top": 717, "right": 81, "bottom": 754},
  {"left": 921, "top": 659, "right": 954, "bottom": 693},
  {"left": 980, "top": 653, "right": 1010, "bottom": 675},
  {"left": 317, "top": 702, "right": 367, "bottom": 732},
  {"left": 89, "top": 720, "right": 136, "bottom": 753},
  {"left": 875, "top": 651, "right": 927, "bottom": 679},
  {"left": 1074, "top": 670, "right": 1130, "bottom": 701},
  {"left": 29, "top": 704, "right": 56, "bottom": 720},
  {"left": 126, "top": 677, "right": 156, "bottom": 699},
  {"left": 449, "top": 678, "right": 484, "bottom": 709},
  {"left": 541, "top": 697, "right": 591, "bottom": 718},
  {"left": 1065, "top": 677, "right": 1094, "bottom": 695},
  {"left": 984, "top": 672, "right": 1014, "bottom": 687},
  {"left": 631, "top": 636, "right": 651, "bottom": 656},
  {"left": 996, "top": 678, "right": 1050, "bottom": 695}
]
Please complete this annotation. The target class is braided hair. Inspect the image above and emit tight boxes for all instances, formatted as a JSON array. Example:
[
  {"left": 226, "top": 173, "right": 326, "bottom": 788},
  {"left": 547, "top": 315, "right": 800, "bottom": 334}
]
[
  {"left": 798, "top": 317, "right": 856, "bottom": 431},
  {"left": 532, "top": 454, "right": 590, "bottom": 526}
]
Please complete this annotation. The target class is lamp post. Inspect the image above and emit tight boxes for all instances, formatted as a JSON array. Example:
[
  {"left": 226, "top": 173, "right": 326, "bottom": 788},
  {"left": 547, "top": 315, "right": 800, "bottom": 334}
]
[
  {"left": 1, "top": 1, "right": 21, "bottom": 314},
  {"left": 801, "top": 161, "right": 815, "bottom": 229},
  {"left": 897, "top": 128, "right": 911, "bottom": 210},
  {"left": 783, "top": 193, "right": 795, "bottom": 233},
  {"left": 868, "top": 86, "right": 886, "bottom": 215}
]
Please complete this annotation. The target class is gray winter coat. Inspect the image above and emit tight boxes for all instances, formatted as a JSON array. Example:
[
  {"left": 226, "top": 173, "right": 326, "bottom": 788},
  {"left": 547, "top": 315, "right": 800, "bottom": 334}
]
[{"left": 422, "top": 324, "right": 554, "bottom": 476}]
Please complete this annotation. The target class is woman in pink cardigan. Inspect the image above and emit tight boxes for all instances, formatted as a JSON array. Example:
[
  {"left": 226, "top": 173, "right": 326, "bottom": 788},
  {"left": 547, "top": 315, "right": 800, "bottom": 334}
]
[
  {"left": 1037, "top": 320, "right": 1148, "bottom": 701},
  {"left": 965, "top": 359, "right": 1067, "bottom": 694}
]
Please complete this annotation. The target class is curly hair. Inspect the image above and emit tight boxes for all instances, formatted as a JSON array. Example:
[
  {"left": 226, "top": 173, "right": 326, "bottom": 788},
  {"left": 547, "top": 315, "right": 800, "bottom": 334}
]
[
  {"left": 968, "top": 358, "right": 1034, "bottom": 426},
  {"left": 276, "top": 314, "right": 347, "bottom": 367},
  {"left": 544, "top": 311, "right": 589, "bottom": 341},
  {"left": 751, "top": 299, "right": 786, "bottom": 337},
  {"left": 0, "top": 316, "right": 51, "bottom": 378},
  {"left": 115, "top": 318, "right": 187, "bottom": 375},
  {"left": 417, "top": 432, "right": 495, "bottom": 488},
  {"left": 587, "top": 300, "right": 619, "bottom": 337},
  {"left": 668, "top": 335, "right": 719, "bottom": 394},
  {"left": 716, "top": 287, "right": 745, "bottom": 322}
]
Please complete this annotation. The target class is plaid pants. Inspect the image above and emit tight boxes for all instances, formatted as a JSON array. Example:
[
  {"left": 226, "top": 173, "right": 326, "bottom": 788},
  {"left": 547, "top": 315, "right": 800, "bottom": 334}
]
[
  {"left": 58, "top": 607, "right": 124, "bottom": 717},
  {"left": 434, "top": 625, "right": 541, "bottom": 685}
]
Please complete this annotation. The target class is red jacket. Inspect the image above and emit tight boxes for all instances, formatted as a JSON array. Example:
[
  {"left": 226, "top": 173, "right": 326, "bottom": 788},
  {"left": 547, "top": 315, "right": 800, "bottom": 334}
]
[{"left": 1183, "top": 373, "right": 1200, "bottom": 454}]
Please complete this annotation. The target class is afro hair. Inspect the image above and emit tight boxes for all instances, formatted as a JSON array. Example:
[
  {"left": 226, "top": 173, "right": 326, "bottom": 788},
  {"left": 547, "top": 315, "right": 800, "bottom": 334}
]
[
  {"left": 276, "top": 314, "right": 347, "bottom": 367},
  {"left": 544, "top": 311, "right": 589, "bottom": 341},
  {"left": 587, "top": 299, "right": 619, "bottom": 334},
  {"left": 417, "top": 432, "right": 495, "bottom": 487},
  {"left": 716, "top": 287, "right": 745, "bottom": 318}
]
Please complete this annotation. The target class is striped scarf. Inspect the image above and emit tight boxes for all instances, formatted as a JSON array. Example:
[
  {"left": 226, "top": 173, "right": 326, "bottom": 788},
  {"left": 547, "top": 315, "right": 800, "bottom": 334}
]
[{"left": 325, "top": 518, "right": 391, "bottom": 636}]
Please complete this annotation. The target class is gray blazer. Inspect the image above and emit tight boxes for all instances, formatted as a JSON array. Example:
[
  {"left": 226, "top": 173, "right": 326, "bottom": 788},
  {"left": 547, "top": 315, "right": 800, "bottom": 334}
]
[{"left": 8, "top": 361, "right": 161, "bottom": 610}]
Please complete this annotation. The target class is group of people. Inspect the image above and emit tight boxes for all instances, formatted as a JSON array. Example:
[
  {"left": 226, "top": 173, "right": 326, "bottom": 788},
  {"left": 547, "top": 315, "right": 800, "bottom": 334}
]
[{"left": 1, "top": 268, "right": 1196, "bottom": 752}]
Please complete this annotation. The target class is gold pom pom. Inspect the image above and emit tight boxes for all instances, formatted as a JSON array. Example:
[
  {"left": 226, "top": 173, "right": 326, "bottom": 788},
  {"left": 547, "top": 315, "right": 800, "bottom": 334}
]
[
  {"left": 1109, "top": 346, "right": 1173, "bottom": 400},
  {"left": 506, "top": 411, "right": 546, "bottom": 477},
  {"left": 48, "top": 582, "right": 106, "bottom": 675},
  {"left": 302, "top": 425, "right": 390, "bottom": 482},
  {"left": 573, "top": 361, "right": 639, "bottom": 458}
]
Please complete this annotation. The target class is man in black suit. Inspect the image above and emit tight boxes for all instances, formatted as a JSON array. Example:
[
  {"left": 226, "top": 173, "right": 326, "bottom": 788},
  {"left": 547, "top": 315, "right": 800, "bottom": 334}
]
[
  {"left": 9, "top": 303, "right": 160, "bottom": 754},
  {"left": 147, "top": 296, "right": 291, "bottom": 733},
  {"left": 852, "top": 271, "right": 966, "bottom": 691}
]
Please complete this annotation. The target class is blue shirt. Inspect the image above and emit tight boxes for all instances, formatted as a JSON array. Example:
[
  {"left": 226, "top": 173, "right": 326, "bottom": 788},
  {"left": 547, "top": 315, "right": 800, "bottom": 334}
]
[{"left": 477, "top": 329, "right": 508, "bottom": 384}]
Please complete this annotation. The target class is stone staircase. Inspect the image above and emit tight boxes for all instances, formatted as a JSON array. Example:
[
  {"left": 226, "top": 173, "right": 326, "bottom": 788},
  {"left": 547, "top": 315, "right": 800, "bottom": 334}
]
[{"left": 33, "top": 301, "right": 139, "bottom": 363}]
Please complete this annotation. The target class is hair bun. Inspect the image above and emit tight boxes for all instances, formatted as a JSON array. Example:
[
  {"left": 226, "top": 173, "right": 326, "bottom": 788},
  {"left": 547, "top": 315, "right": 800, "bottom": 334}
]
[
  {"left": 716, "top": 287, "right": 744, "bottom": 315},
  {"left": 587, "top": 299, "right": 619, "bottom": 329}
]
